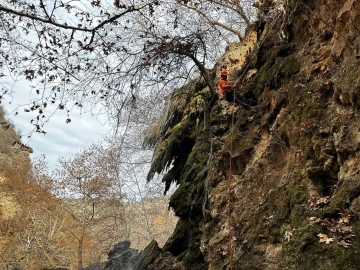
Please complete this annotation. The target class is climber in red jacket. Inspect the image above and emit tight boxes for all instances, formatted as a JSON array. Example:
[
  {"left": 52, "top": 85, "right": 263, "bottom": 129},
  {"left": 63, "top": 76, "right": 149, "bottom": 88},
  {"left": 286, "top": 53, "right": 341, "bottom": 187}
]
[{"left": 219, "top": 69, "right": 250, "bottom": 108}]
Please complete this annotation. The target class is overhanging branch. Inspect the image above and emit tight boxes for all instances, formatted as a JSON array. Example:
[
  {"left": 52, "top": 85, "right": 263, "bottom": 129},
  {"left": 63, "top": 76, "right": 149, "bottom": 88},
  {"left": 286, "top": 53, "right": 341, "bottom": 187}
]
[
  {"left": 0, "top": 4, "right": 144, "bottom": 33},
  {"left": 182, "top": 4, "right": 244, "bottom": 41}
]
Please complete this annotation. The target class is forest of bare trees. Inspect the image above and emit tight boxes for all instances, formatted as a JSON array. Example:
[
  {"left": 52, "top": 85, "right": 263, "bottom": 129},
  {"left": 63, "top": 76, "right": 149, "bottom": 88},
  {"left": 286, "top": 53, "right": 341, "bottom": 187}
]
[{"left": 0, "top": 134, "right": 178, "bottom": 269}]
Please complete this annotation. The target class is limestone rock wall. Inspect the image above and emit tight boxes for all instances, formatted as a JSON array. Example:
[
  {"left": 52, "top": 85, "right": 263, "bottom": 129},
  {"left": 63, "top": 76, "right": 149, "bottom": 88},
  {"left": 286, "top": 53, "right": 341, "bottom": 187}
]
[{"left": 149, "top": 0, "right": 360, "bottom": 269}]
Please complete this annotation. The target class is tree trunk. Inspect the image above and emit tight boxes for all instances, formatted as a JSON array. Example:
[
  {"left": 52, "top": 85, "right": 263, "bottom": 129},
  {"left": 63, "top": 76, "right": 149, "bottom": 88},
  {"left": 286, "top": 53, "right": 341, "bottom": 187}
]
[
  {"left": 77, "top": 235, "right": 83, "bottom": 270},
  {"left": 187, "top": 54, "right": 218, "bottom": 141},
  {"left": 203, "top": 94, "right": 217, "bottom": 142}
]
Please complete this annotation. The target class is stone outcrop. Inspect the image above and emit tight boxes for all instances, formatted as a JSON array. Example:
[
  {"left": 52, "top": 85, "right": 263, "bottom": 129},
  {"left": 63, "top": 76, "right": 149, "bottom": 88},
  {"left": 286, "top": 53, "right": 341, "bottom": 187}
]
[
  {"left": 104, "top": 241, "right": 139, "bottom": 270},
  {"left": 84, "top": 240, "right": 162, "bottom": 270},
  {"left": 146, "top": 0, "right": 360, "bottom": 269}
]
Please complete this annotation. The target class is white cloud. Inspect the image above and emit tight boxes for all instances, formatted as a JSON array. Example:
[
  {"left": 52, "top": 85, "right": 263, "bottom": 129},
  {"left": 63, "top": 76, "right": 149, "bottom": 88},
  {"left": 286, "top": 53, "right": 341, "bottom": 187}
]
[{"left": 3, "top": 81, "right": 112, "bottom": 170}]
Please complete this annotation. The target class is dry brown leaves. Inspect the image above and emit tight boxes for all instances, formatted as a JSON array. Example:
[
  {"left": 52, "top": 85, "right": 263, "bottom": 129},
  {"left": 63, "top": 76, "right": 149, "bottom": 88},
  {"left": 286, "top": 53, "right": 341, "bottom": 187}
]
[
  {"left": 310, "top": 210, "right": 357, "bottom": 248},
  {"left": 284, "top": 228, "right": 296, "bottom": 243},
  {"left": 306, "top": 196, "right": 331, "bottom": 210},
  {"left": 317, "top": 233, "right": 334, "bottom": 244}
]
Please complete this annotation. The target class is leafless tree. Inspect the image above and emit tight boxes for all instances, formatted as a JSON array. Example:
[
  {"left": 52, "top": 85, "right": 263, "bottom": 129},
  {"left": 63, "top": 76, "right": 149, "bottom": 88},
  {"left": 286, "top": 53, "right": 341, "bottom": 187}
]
[
  {"left": 178, "top": 0, "right": 255, "bottom": 41},
  {"left": 0, "top": 0, "right": 253, "bottom": 135},
  {"left": 53, "top": 144, "right": 124, "bottom": 269},
  {"left": 0, "top": 0, "right": 160, "bottom": 134}
]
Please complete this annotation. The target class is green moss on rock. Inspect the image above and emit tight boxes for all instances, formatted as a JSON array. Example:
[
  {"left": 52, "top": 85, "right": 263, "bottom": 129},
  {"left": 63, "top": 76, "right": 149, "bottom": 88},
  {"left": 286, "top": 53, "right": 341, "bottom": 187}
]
[
  {"left": 284, "top": 222, "right": 360, "bottom": 270},
  {"left": 248, "top": 43, "right": 300, "bottom": 96}
]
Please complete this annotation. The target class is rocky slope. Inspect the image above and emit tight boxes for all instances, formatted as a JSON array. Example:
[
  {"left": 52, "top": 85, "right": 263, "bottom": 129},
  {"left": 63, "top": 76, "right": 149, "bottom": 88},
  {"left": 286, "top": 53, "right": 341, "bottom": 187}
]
[
  {"left": 0, "top": 107, "right": 33, "bottom": 268},
  {"left": 146, "top": 0, "right": 360, "bottom": 269}
]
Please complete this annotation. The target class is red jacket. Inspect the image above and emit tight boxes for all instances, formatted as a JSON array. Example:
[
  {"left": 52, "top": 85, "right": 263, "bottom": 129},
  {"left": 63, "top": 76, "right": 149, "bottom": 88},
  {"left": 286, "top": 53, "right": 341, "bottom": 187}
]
[{"left": 219, "top": 79, "right": 229, "bottom": 95}]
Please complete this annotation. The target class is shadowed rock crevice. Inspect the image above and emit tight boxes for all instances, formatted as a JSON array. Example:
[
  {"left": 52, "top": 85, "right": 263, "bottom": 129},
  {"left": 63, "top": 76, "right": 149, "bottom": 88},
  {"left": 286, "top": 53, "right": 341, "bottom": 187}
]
[
  {"left": 312, "top": 171, "right": 338, "bottom": 197},
  {"left": 161, "top": 137, "right": 195, "bottom": 194}
]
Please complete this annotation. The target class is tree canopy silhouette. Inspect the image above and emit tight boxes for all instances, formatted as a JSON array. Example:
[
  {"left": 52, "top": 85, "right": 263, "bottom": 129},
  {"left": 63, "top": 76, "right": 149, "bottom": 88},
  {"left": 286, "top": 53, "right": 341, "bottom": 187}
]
[{"left": 0, "top": 0, "right": 253, "bottom": 134}]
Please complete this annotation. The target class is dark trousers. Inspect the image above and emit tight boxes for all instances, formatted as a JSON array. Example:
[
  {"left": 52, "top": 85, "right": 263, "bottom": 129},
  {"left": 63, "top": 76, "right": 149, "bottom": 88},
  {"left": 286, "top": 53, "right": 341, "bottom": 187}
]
[{"left": 224, "top": 90, "right": 251, "bottom": 109}]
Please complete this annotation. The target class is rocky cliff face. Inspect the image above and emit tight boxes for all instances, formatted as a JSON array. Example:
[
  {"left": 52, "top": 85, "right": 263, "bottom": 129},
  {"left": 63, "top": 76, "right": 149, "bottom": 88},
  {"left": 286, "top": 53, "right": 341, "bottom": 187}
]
[
  {"left": 147, "top": 0, "right": 360, "bottom": 269},
  {"left": 0, "top": 107, "right": 32, "bottom": 169}
]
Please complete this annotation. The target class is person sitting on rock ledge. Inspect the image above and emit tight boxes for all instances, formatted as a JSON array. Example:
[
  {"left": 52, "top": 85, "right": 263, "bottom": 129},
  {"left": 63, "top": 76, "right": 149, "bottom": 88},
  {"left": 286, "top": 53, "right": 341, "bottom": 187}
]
[{"left": 218, "top": 69, "right": 252, "bottom": 109}]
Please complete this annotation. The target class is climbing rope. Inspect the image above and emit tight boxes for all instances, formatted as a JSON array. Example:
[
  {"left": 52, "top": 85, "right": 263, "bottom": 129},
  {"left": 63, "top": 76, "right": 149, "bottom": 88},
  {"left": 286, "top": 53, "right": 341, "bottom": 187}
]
[
  {"left": 227, "top": 94, "right": 236, "bottom": 269},
  {"left": 225, "top": 9, "right": 284, "bottom": 269}
]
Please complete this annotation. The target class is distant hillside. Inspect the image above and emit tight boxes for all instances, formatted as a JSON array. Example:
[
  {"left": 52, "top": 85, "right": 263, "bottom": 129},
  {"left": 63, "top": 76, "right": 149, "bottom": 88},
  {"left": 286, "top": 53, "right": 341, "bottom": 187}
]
[
  {"left": 0, "top": 106, "right": 37, "bottom": 268},
  {"left": 0, "top": 107, "right": 177, "bottom": 270}
]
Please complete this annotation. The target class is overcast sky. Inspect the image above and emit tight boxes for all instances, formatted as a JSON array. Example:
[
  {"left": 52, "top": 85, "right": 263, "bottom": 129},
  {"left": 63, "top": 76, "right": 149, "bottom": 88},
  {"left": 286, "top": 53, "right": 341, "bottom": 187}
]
[{"left": 3, "top": 81, "right": 112, "bottom": 170}]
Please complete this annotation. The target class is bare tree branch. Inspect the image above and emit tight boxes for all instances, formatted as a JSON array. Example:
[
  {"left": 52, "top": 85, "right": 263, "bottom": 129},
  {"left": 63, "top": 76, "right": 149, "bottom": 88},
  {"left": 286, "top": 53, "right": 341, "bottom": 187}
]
[
  {"left": 0, "top": 4, "right": 145, "bottom": 33},
  {"left": 181, "top": 3, "right": 244, "bottom": 41},
  {"left": 211, "top": 0, "right": 251, "bottom": 25}
]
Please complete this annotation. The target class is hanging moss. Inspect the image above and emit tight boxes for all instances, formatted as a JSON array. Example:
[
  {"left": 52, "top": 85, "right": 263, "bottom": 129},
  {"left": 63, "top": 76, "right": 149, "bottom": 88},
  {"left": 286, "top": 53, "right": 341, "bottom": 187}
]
[{"left": 169, "top": 140, "right": 210, "bottom": 218}]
